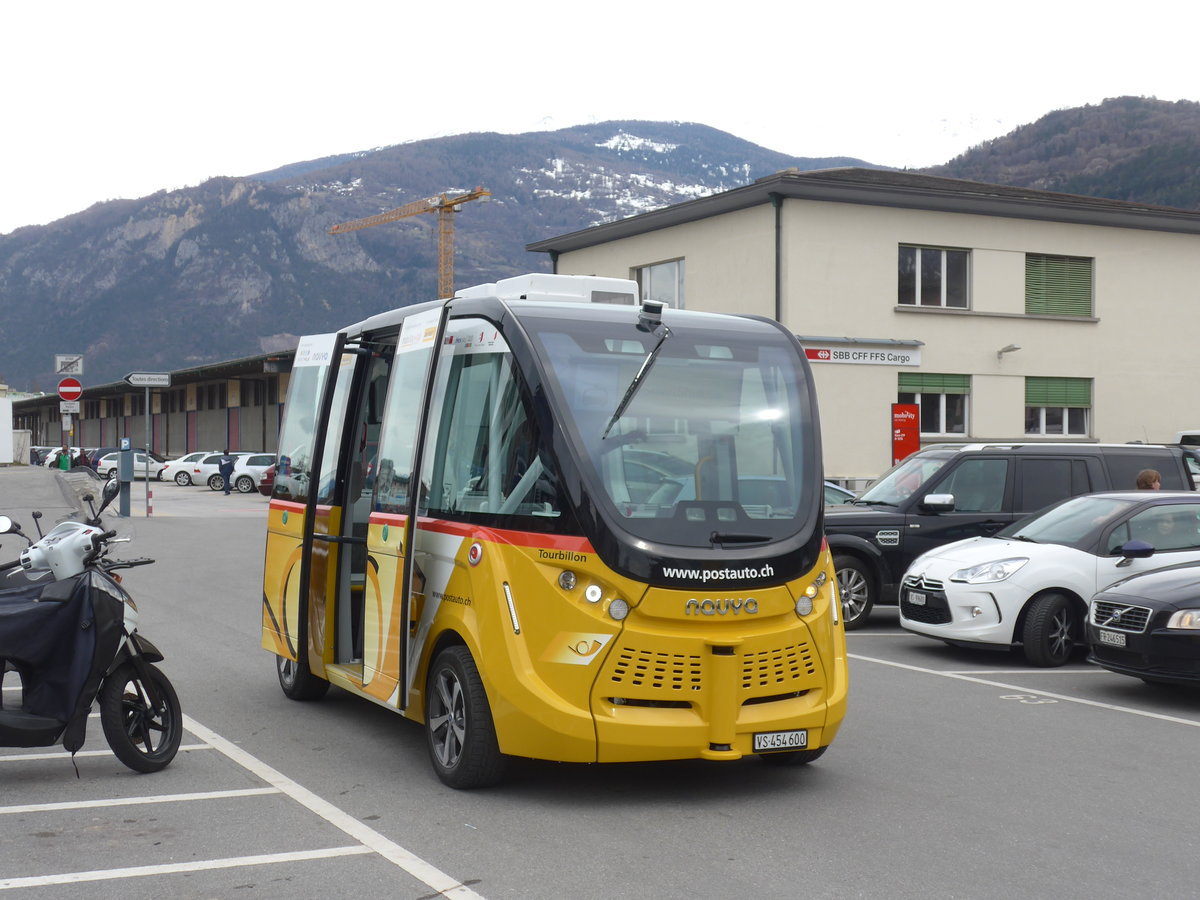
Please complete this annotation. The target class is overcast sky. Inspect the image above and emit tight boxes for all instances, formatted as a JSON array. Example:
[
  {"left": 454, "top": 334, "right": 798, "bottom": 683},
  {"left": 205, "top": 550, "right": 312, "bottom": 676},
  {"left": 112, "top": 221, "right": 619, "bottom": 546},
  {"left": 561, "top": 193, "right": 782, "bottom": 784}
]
[{"left": 4, "top": 1, "right": 1199, "bottom": 235}]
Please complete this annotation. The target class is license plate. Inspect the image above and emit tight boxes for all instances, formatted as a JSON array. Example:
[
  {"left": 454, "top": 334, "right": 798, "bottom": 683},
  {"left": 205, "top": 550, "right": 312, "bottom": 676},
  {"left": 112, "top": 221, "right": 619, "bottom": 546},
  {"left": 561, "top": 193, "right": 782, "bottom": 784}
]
[
  {"left": 1097, "top": 629, "right": 1126, "bottom": 647},
  {"left": 753, "top": 729, "right": 808, "bottom": 752},
  {"left": 907, "top": 590, "right": 927, "bottom": 606}
]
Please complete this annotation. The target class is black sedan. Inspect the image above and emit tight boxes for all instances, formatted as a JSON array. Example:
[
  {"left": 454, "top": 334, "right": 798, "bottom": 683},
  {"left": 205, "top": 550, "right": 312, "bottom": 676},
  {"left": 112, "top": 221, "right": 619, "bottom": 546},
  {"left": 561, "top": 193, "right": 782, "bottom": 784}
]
[{"left": 1088, "top": 561, "right": 1200, "bottom": 686}]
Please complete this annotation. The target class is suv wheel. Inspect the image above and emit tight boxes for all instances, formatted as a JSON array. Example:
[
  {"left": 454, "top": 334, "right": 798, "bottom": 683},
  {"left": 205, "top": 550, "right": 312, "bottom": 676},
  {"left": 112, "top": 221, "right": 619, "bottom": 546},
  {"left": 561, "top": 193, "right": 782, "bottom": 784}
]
[
  {"left": 833, "top": 554, "right": 874, "bottom": 630},
  {"left": 1022, "top": 592, "right": 1077, "bottom": 667}
]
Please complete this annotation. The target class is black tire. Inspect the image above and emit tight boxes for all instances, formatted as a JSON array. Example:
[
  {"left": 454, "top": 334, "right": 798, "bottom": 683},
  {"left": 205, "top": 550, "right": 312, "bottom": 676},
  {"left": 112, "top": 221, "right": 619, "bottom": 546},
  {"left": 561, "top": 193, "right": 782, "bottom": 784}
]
[
  {"left": 235, "top": 475, "right": 255, "bottom": 493},
  {"left": 1022, "top": 592, "right": 1078, "bottom": 667},
  {"left": 425, "top": 646, "right": 506, "bottom": 789},
  {"left": 758, "top": 745, "right": 828, "bottom": 766},
  {"left": 99, "top": 661, "right": 182, "bottom": 774},
  {"left": 105, "top": 467, "right": 118, "bottom": 480},
  {"left": 155, "top": 469, "right": 164, "bottom": 481},
  {"left": 276, "top": 652, "right": 330, "bottom": 701},
  {"left": 833, "top": 554, "right": 874, "bottom": 630},
  {"left": 174, "top": 470, "right": 192, "bottom": 486},
  {"left": 207, "top": 474, "right": 225, "bottom": 491}
]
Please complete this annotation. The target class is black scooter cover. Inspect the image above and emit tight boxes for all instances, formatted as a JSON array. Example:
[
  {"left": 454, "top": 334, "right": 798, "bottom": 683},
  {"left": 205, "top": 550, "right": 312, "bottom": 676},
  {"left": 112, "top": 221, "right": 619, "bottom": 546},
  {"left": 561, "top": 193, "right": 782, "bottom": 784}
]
[{"left": 0, "top": 572, "right": 124, "bottom": 752}]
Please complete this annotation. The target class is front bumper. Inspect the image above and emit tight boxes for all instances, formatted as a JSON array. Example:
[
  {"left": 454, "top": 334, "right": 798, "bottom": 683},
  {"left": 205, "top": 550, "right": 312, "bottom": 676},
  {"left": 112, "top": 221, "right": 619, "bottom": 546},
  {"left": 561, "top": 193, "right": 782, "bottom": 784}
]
[
  {"left": 1087, "top": 623, "right": 1200, "bottom": 685},
  {"left": 898, "top": 574, "right": 1016, "bottom": 646}
]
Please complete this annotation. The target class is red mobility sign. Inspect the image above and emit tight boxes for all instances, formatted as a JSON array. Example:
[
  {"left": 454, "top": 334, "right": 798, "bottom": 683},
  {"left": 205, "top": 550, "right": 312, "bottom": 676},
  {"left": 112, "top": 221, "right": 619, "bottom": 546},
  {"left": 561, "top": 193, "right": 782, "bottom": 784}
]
[
  {"left": 892, "top": 403, "right": 920, "bottom": 465},
  {"left": 57, "top": 377, "right": 83, "bottom": 401}
]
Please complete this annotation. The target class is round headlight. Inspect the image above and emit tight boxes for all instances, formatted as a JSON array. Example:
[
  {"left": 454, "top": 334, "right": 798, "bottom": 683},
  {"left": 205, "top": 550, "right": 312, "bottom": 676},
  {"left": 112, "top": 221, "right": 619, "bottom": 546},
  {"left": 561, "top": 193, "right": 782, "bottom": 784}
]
[
  {"left": 794, "top": 596, "right": 814, "bottom": 616},
  {"left": 608, "top": 597, "right": 630, "bottom": 621},
  {"left": 558, "top": 571, "right": 577, "bottom": 591},
  {"left": 584, "top": 584, "right": 603, "bottom": 604}
]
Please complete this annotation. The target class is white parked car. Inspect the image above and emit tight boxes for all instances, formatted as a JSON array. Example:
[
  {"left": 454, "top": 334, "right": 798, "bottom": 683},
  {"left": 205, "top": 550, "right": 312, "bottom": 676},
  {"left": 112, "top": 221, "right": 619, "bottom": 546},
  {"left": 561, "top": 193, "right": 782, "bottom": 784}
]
[
  {"left": 161, "top": 450, "right": 220, "bottom": 486},
  {"left": 188, "top": 452, "right": 251, "bottom": 491},
  {"left": 899, "top": 491, "right": 1200, "bottom": 667},
  {"left": 228, "top": 453, "right": 276, "bottom": 494},
  {"left": 96, "top": 451, "right": 168, "bottom": 481}
]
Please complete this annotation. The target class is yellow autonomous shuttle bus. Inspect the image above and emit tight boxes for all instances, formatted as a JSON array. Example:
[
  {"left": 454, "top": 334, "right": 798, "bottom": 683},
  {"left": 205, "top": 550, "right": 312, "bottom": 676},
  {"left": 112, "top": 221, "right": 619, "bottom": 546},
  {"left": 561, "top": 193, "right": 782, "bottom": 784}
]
[{"left": 262, "top": 274, "right": 847, "bottom": 787}]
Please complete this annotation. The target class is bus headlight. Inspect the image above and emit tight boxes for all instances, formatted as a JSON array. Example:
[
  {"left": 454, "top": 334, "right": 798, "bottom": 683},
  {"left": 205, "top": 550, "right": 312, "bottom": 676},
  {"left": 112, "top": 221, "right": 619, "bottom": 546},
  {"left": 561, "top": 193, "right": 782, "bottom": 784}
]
[
  {"left": 794, "top": 596, "right": 814, "bottom": 616},
  {"left": 585, "top": 584, "right": 603, "bottom": 604},
  {"left": 608, "top": 597, "right": 629, "bottom": 621},
  {"left": 558, "top": 571, "right": 577, "bottom": 591}
]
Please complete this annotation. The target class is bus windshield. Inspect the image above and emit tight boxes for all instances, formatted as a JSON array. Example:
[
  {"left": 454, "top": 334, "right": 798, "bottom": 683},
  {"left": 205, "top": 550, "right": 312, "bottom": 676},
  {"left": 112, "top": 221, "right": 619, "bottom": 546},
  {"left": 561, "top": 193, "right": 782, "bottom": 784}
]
[{"left": 522, "top": 308, "right": 818, "bottom": 546}]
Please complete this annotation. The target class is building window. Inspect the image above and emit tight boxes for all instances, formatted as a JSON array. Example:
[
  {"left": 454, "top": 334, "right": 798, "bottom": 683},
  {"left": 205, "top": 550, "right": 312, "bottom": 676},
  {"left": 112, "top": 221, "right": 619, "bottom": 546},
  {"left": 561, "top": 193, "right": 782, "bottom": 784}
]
[
  {"left": 1026, "top": 254, "right": 1093, "bottom": 316},
  {"left": 1025, "top": 377, "right": 1091, "bottom": 435},
  {"left": 898, "top": 373, "right": 969, "bottom": 435},
  {"left": 898, "top": 246, "right": 968, "bottom": 308},
  {"left": 634, "top": 259, "right": 685, "bottom": 308}
]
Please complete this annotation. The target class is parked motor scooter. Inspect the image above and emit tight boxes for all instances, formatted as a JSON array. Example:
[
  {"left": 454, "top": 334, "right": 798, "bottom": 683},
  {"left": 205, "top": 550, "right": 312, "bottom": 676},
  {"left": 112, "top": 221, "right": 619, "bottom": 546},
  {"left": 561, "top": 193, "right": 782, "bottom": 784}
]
[{"left": 0, "top": 477, "right": 181, "bottom": 773}]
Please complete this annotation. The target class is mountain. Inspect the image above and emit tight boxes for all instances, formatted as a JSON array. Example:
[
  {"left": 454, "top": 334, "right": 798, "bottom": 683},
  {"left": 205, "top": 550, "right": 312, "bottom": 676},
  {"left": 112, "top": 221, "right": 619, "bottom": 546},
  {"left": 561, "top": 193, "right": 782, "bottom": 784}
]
[
  {"left": 0, "top": 121, "right": 872, "bottom": 391},
  {"left": 6, "top": 98, "right": 1200, "bottom": 392},
  {"left": 926, "top": 96, "right": 1200, "bottom": 207}
]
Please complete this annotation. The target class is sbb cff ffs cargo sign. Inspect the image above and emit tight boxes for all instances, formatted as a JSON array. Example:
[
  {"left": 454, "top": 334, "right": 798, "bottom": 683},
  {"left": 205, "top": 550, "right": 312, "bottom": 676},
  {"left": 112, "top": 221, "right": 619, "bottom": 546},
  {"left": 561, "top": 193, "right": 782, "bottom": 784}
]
[
  {"left": 57, "top": 377, "right": 83, "bottom": 401},
  {"left": 804, "top": 346, "right": 921, "bottom": 366}
]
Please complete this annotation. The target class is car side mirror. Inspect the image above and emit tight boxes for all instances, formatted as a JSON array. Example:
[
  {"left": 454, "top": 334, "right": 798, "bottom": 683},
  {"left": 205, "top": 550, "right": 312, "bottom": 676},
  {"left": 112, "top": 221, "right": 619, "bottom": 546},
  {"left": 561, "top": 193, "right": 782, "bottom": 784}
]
[
  {"left": 919, "top": 493, "right": 956, "bottom": 513},
  {"left": 1116, "top": 539, "right": 1156, "bottom": 566}
]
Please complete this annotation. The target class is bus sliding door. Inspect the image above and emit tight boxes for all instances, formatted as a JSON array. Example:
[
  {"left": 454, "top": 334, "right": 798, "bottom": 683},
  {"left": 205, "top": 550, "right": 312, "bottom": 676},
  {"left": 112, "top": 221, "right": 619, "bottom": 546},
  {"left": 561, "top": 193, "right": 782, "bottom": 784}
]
[{"left": 263, "top": 332, "right": 347, "bottom": 673}]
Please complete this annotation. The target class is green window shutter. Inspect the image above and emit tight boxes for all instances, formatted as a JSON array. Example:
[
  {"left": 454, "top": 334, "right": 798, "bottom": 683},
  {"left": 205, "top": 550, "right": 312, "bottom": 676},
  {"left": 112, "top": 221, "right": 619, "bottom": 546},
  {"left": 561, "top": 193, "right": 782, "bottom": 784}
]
[
  {"left": 1025, "top": 377, "right": 1092, "bottom": 407},
  {"left": 898, "top": 373, "right": 970, "bottom": 394},
  {"left": 1026, "top": 254, "right": 1093, "bottom": 316}
]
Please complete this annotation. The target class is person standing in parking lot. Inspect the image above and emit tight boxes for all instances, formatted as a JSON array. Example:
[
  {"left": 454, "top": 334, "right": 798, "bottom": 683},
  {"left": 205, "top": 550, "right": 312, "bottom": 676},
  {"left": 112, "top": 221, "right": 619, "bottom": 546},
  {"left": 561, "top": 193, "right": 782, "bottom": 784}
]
[
  {"left": 1136, "top": 468, "right": 1162, "bottom": 490},
  {"left": 218, "top": 450, "right": 236, "bottom": 495}
]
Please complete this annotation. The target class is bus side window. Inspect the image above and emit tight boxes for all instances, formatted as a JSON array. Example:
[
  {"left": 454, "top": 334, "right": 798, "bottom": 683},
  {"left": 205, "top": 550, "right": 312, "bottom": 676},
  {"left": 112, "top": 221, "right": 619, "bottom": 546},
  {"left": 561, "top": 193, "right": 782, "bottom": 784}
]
[{"left": 421, "top": 324, "right": 562, "bottom": 521}]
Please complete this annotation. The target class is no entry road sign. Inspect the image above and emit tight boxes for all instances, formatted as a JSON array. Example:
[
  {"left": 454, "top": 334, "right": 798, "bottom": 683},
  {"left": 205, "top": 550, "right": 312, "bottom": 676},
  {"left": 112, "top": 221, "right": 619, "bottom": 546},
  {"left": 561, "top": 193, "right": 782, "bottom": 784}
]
[{"left": 57, "top": 377, "right": 83, "bottom": 401}]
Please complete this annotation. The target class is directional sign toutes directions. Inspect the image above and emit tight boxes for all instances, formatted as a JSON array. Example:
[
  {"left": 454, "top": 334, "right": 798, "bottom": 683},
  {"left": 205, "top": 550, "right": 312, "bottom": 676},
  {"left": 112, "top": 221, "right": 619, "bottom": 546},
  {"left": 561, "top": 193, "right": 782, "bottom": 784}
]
[
  {"left": 124, "top": 372, "right": 172, "bottom": 388},
  {"left": 57, "top": 377, "right": 83, "bottom": 401}
]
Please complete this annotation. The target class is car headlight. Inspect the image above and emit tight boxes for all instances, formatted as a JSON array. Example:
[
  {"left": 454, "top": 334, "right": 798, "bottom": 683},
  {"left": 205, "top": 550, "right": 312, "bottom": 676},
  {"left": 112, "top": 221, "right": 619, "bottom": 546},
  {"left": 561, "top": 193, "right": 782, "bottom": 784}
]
[
  {"left": 1166, "top": 609, "right": 1200, "bottom": 629},
  {"left": 949, "top": 557, "right": 1029, "bottom": 584}
]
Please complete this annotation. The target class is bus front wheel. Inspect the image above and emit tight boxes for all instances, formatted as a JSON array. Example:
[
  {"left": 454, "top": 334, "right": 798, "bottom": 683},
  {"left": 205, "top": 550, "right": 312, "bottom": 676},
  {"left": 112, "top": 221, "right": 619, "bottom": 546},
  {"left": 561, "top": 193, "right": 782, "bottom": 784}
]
[{"left": 425, "top": 646, "right": 506, "bottom": 789}]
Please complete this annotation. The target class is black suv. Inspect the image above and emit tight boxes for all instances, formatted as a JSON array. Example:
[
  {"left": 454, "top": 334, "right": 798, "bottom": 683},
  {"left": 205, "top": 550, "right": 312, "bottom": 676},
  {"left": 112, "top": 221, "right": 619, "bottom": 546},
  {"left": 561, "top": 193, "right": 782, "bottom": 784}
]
[{"left": 827, "top": 443, "right": 1198, "bottom": 629}]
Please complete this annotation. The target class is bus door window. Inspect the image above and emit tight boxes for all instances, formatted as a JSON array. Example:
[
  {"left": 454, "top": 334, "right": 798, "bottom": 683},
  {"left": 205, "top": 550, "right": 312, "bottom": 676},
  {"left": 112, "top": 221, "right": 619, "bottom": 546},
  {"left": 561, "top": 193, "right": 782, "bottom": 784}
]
[{"left": 334, "top": 349, "right": 393, "bottom": 665}]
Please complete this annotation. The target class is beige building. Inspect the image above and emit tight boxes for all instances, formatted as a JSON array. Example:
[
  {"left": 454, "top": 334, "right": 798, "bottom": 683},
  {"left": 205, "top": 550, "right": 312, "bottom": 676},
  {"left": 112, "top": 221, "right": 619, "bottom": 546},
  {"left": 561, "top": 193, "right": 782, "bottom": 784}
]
[{"left": 528, "top": 168, "right": 1200, "bottom": 485}]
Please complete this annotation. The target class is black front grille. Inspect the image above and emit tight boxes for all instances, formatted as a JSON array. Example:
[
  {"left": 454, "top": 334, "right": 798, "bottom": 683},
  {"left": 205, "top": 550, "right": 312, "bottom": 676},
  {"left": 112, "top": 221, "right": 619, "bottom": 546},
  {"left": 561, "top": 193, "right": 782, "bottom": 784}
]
[
  {"left": 1091, "top": 600, "right": 1152, "bottom": 633},
  {"left": 900, "top": 576, "right": 952, "bottom": 625}
]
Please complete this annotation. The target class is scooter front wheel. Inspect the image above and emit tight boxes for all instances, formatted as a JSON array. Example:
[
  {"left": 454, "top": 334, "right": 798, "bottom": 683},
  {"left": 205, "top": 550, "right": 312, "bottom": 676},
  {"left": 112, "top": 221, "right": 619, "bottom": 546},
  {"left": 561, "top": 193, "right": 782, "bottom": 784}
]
[{"left": 99, "top": 662, "right": 182, "bottom": 773}]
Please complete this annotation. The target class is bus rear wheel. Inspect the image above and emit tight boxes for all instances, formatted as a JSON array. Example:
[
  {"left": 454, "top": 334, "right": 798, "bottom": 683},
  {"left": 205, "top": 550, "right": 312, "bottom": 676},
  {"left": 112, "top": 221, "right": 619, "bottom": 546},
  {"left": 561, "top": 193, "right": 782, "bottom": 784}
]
[
  {"left": 276, "top": 652, "right": 330, "bottom": 701},
  {"left": 425, "top": 646, "right": 506, "bottom": 789}
]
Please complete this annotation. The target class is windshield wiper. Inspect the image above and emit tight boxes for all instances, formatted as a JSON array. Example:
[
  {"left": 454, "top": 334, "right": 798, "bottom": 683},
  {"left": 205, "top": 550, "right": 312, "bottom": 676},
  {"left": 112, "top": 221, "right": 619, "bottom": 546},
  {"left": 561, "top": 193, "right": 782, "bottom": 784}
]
[
  {"left": 710, "top": 531, "right": 771, "bottom": 545},
  {"left": 1008, "top": 534, "right": 1039, "bottom": 543},
  {"left": 602, "top": 304, "right": 671, "bottom": 440}
]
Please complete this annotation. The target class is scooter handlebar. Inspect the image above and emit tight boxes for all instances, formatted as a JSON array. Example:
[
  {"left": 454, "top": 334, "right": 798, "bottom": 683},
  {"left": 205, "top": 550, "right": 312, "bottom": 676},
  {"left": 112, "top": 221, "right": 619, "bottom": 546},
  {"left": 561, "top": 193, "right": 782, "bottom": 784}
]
[{"left": 0, "top": 559, "right": 22, "bottom": 572}]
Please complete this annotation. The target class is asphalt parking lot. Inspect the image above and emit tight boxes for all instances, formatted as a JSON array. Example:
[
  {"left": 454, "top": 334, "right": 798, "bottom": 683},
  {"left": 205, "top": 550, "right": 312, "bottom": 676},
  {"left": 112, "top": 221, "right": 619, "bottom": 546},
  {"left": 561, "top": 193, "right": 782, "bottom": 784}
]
[{"left": 1, "top": 465, "right": 1198, "bottom": 898}]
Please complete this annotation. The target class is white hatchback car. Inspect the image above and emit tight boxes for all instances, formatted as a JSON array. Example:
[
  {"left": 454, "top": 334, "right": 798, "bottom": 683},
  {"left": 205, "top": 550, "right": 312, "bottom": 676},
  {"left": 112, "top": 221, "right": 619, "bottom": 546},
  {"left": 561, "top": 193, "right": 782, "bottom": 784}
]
[
  {"left": 97, "top": 451, "right": 168, "bottom": 481},
  {"left": 189, "top": 452, "right": 251, "bottom": 491},
  {"left": 899, "top": 491, "right": 1200, "bottom": 667},
  {"left": 228, "top": 453, "right": 276, "bottom": 494}
]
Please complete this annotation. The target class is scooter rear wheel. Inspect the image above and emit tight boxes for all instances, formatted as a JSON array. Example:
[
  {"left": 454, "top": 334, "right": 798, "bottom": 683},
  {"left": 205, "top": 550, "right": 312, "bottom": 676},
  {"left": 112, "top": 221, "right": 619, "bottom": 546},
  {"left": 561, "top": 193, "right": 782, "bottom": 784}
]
[{"left": 99, "top": 662, "right": 182, "bottom": 773}]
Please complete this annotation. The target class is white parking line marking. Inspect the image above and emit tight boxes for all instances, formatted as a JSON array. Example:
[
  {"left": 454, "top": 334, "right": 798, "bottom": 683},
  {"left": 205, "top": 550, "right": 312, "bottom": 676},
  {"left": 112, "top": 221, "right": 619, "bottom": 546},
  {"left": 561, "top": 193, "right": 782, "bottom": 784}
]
[
  {"left": 0, "top": 846, "right": 373, "bottom": 890},
  {"left": 945, "top": 668, "right": 1105, "bottom": 675},
  {"left": 183, "top": 715, "right": 487, "bottom": 899},
  {"left": 0, "top": 787, "right": 280, "bottom": 815},
  {"left": 849, "top": 653, "right": 1200, "bottom": 727},
  {"left": 0, "top": 743, "right": 211, "bottom": 763}
]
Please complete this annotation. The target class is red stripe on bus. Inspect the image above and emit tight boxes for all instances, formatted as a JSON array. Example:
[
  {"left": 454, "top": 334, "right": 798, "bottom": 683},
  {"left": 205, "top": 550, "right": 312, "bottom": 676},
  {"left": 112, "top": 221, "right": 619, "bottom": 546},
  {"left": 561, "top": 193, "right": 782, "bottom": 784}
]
[{"left": 415, "top": 517, "right": 594, "bottom": 552}]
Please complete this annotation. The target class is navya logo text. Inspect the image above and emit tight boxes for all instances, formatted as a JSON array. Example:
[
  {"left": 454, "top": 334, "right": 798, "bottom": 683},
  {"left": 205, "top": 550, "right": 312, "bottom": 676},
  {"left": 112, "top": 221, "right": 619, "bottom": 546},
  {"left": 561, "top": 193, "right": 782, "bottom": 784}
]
[{"left": 685, "top": 597, "right": 760, "bottom": 616}]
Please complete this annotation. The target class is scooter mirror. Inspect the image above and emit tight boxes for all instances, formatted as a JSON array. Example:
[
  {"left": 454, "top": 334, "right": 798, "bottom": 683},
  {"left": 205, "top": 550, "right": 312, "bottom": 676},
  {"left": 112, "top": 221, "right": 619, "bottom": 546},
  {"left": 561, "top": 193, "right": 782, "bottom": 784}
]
[
  {"left": 97, "top": 477, "right": 120, "bottom": 514},
  {"left": 0, "top": 515, "right": 13, "bottom": 534}
]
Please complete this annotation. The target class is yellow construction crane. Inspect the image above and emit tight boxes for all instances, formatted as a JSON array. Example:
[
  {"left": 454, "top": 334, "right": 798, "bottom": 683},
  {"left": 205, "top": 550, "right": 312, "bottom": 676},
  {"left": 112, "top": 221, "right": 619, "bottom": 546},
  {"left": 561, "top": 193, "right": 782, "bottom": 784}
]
[{"left": 328, "top": 187, "right": 491, "bottom": 298}]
